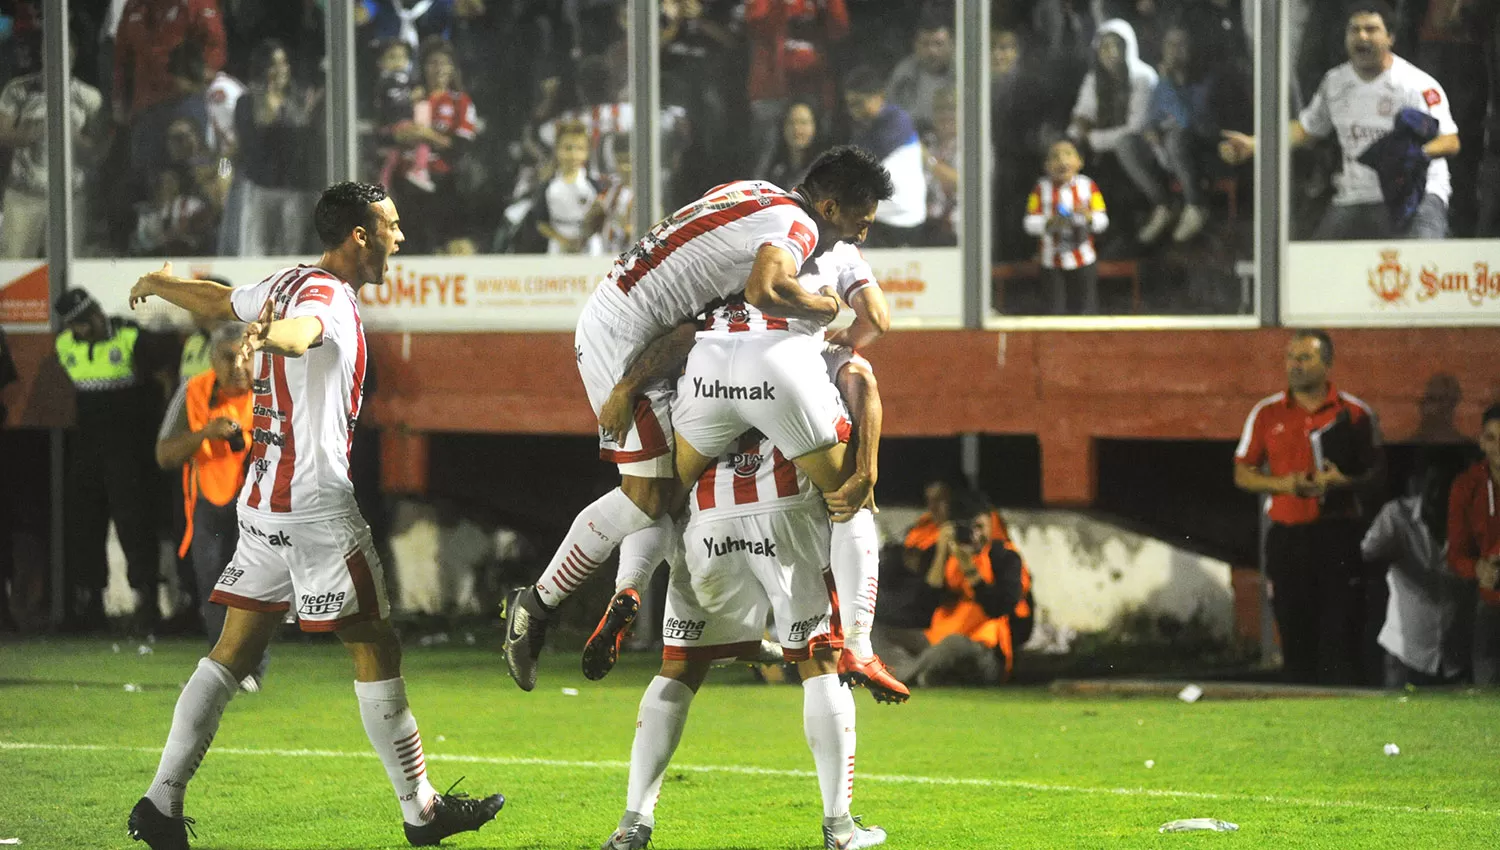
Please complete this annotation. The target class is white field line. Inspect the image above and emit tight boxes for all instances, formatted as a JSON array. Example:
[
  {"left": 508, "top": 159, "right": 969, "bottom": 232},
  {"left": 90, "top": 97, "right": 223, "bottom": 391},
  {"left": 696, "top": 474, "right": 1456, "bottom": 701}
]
[{"left": 2, "top": 740, "right": 1493, "bottom": 819}]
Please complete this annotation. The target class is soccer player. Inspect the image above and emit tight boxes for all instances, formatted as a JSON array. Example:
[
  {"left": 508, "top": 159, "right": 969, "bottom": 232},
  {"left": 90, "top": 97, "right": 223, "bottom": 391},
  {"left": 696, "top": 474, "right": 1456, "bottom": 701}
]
[
  {"left": 600, "top": 368, "right": 888, "bottom": 850},
  {"left": 123, "top": 182, "right": 504, "bottom": 849},
  {"left": 504, "top": 146, "right": 891, "bottom": 691}
]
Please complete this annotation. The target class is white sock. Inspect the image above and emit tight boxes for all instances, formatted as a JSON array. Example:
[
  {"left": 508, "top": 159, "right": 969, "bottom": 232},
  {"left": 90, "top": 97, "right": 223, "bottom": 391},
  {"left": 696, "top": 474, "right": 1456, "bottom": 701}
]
[
  {"left": 625, "top": 676, "right": 695, "bottom": 825},
  {"left": 145, "top": 657, "right": 238, "bottom": 818},
  {"left": 830, "top": 509, "right": 880, "bottom": 657},
  {"left": 536, "top": 488, "right": 654, "bottom": 608},
  {"left": 355, "top": 677, "right": 439, "bottom": 824},
  {"left": 803, "top": 672, "right": 857, "bottom": 821},
  {"left": 615, "top": 514, "right": 674, "bottom": 594}
]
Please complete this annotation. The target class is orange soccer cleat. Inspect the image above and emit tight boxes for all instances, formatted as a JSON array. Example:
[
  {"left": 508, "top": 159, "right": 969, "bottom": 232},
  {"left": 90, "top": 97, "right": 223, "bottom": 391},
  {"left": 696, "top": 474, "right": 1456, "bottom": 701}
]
[
  {"left": 836, "top": 650, "right": 910, "bottom": 704},
  {"left": 582, "top": 588, "right": 641, "bottom": 681}
]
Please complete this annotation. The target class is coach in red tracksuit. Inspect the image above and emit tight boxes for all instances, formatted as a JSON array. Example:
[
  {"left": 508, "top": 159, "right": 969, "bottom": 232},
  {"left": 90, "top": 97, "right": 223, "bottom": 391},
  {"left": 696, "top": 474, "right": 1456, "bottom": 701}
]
[
  {"left": 1234, "top": 330, "right": 1383, "bottom": 685},
  {"left": 1447, "top": 403, "right": 1500, "bottom": 685}
]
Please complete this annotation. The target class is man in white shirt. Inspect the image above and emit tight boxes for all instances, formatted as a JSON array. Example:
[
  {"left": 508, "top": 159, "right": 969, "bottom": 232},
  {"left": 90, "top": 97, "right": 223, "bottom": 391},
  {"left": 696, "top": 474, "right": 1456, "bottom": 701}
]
[{"left": 1220, "top": 1, "right": 1460, "bottom": 239}]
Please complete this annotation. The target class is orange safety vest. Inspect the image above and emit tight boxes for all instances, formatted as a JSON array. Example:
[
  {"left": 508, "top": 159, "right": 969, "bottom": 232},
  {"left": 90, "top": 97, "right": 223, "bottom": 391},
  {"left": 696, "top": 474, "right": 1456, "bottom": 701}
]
[
  {"left": 914, "top": 510, "right": 1032, "bottom": 678},
  {"left": 179, "top": 370, "right": 253, "bottom": 557},
  {"left": 906, "top": 510, "right": 1031, "bottom": 619}
]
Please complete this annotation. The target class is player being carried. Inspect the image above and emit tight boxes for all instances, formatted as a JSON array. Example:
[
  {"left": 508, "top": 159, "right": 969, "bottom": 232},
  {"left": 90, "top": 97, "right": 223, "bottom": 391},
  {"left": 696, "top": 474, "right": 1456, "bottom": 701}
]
[
  {"left": 504, "top": 146, "right": 892, "bottom": 692},
  {"left": 600, "top": 348, "right": 889, "bottom": 850},
  {"left": 124, "top": 182, "right": 504, "bottom": 850}
]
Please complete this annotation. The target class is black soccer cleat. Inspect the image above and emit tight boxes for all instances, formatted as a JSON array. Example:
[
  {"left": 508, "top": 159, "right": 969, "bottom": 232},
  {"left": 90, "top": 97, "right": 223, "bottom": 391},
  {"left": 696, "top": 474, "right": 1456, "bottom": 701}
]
[
  {"left": 502, "top": 586, "right": 551, "bottom": 691},
  {"left": 582, "top": 588, "right": 641, "bottom": 681},
  {"left": 403, "top": 783, "right": 505, "bottom": 847},
  {"left": 127, "top": 797, "right": 195, "bottom": 850}
]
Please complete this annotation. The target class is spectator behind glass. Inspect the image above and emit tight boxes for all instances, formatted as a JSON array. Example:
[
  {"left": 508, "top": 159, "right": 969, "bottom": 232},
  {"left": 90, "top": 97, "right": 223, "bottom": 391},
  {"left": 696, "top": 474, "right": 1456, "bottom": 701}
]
[
  {"left": 232, "top": 39, "right": 321, "bottom": 256},
  {"left": 1025, "top": 140, "right": 1109, "bottom": 314},
  {"left": 113, "top": 0, "right": 226, "bottom": 125},
  {"left": 1116, "top": 24, "right": 1213, "bottom": 245},
  {"left": 132, "top": 116, "right": 224, "bottom": 256},
  {"left": 0, "top": 26, "right": 101, "bottom": 259},
  {"left": 744, "top": 0, "right": 850, "bottom": 173},
  {"left": 1068, "top": 18, "right": 1159, "bottom": 166},
  {"left": 372, "top": 39, "right": 435, "bottom": 192},
  {"left": 356, "top": 0, "right": 455, "bottom": 52},
  {"left": 1220, "top": 2, "right": 1460, "bottom": 240},
  {"left": 391, "top": 36, "right": 479, "bottom": 254},
  {"left": 923, "top": 87, "right": 959, "bottom": 246},
  {"left": 1362, "top": 448, "right": 1471, "bottom": 687},
  {"left": 536, "top": 120, "right": 607, "bottom": 256},
  {"left": 843, "top": 65, "right": 927, "bottom": 246},
  {"left": 757, "top": 99, "right": 825, "bottom": 190},
  {"left": 886, "top": 11, "right": 955, "bottom": 131}
]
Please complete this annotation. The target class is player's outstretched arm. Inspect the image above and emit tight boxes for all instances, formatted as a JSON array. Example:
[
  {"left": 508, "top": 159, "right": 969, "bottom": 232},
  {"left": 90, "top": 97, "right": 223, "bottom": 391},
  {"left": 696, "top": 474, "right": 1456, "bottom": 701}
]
[
  {"left": 129, "top": 262, "right": 237, "bottom": 321},
  {"left": 744, "top": 244, "right": 839, "bottom": 324},
  {"left": 599, "top": 322, "right": 698, "bottom": 443},
  {"left": 242, "top": 299, "right": 324, "bottom": 359}
]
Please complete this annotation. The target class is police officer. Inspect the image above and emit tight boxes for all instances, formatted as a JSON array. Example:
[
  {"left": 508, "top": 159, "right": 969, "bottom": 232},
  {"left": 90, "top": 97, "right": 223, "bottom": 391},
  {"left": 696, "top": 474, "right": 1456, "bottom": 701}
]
[{"left": 54, "top": 288, "right": 168, "bottom": 632}]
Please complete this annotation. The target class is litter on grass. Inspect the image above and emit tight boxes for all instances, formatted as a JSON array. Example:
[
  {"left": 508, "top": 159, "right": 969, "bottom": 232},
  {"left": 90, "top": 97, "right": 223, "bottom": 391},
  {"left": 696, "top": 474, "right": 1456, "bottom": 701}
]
[
  {"left": 1384, "top": 743, "right": 1401, "bottom": 756},
  {"left": 1177, "top": 684, "right": 1204, "bottom": 703},
  {"left": 123, "top": 683, "right": 143, "bottom": 693},
  {"left": 562, "top": 687, "right": 580, "bottom": 696},
  {"left": 1160, "top": 818, "right": 1238, "bottom": 833}
]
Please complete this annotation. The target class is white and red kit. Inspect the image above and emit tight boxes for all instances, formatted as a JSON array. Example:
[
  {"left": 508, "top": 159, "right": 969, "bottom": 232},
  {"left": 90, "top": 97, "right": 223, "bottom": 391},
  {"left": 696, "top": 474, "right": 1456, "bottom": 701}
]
[
  {"left": 671, "top": 240, "right": 869, "bottom": 462},
  {"left": 208, "top": 265, "right": 389, "bottom": 631},
  {"left": 665, "top": 430, "right": 843, "bottom": 661},
  {"left": 1022, "top": 174, "right": 1109, "bottom": 270},
  {"left": 575, "top": 179, "right": 821, "bottom": 476}
]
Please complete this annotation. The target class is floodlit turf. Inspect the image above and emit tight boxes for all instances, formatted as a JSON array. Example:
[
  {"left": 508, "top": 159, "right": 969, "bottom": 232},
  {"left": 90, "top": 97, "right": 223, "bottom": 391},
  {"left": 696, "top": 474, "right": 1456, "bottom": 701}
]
[{"left": 2, "top": 637, "right": 1498, "bottom": 849}]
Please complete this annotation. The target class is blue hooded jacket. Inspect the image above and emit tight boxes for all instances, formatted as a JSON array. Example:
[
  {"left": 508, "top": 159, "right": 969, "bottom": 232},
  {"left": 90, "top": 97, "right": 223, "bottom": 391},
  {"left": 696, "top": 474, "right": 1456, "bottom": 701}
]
[{"left": 1355, "top": 107, "right": 1440, "bottom": 229}]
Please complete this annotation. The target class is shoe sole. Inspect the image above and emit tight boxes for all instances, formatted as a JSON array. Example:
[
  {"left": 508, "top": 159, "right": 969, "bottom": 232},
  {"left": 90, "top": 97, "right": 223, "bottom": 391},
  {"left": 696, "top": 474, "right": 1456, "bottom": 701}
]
[
  {"left": 582, "top": 592, "right": 640, "bottom": 681},
  {"left": 838, "top": 669, "right": 910, "bottom": 705}
]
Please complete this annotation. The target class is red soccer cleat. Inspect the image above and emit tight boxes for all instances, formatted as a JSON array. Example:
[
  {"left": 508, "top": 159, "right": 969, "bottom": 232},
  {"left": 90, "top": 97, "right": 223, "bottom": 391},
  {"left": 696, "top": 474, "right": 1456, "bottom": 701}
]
[
  {"left": 582, "top": 588, "right": 641, "bottom": 681},
  {"left": 837, "top": 650, "right": 910, "bottom": 704}
]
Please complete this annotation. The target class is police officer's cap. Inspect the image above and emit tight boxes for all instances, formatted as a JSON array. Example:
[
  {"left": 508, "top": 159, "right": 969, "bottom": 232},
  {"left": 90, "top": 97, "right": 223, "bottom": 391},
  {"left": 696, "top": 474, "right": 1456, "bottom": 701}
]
[{"left": 54, "top": 289, "right": 100, "bottom": 324}]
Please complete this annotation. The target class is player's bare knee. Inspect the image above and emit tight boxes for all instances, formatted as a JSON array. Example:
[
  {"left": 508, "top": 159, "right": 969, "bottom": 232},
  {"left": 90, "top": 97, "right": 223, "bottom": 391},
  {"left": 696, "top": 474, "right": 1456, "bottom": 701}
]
[
  {"left": 338, "top": 619, "right": 404, "bottom": 679},
  {"left": 837, "top": 357, "right": 877, "bottom": 401},
  {"left": 658, "top": 658, "right": 710, "bottom": 692},
  {"left": 621, "top": 475, "right": 677, "bottom": 519},
  {"left": 798, "top": 647, "right": 839, "bottom": 680}
]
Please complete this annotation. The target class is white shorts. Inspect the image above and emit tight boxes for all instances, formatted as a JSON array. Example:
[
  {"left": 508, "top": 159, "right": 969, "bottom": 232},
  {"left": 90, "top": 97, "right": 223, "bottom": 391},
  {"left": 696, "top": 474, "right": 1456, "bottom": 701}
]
[
  {"left": 665, "top": 505, "right": 842, "bottom": 662},
  {"left": 575, "top": 297, "right": 675, "bottom": 478},
  {"left": 209, "top": 512, "right": 390, "bottom": 632},
  {"left": 673, "top": 334, "right": 850, "bottom": 462}
]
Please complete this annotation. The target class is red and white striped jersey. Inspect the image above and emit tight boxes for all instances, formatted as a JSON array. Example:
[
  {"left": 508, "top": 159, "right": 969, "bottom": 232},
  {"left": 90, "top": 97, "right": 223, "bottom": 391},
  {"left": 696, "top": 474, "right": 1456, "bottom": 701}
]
[
  {"left": 690, "top": 431, "right": 821, "bottom": 521},
  {"left": 229, "top": 265, "right": 367, "bottom": 521},
  {"left": 591, "top": 180, "right": 821, "bottom": 338},
  {"left": 1023, "top": 174, "right": 1109, "bottom": 270},
  {"left": 700, "top": 240, "right": 876, "bottom": 339}
]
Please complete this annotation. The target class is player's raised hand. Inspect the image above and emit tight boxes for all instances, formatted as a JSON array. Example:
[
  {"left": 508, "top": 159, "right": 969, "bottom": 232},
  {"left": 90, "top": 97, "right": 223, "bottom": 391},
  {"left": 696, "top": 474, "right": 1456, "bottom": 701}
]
[
  {"left": 240, "top": 299, "right": 274, "bottom": 363},
  {"left": 599, "top": 383, "right": 638, "bottom": 445},
  {"left": 129, "top": 262, "right": 173, "bottom": 309}
]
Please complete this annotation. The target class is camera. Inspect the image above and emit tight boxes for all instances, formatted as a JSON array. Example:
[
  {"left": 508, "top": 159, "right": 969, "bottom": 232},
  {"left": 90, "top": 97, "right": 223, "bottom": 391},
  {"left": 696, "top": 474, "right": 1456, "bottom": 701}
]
[
  {"left": 227, "top": 424, "right": 246, "bottom": 452},
  {"left": 951, "top": 522, "right": 974, "bottom": 546}
]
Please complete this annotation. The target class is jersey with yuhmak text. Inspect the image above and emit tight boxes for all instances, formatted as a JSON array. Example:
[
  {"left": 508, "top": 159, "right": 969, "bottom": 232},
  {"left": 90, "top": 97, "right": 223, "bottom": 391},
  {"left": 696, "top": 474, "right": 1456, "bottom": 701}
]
[
  {"left": 700, "top": 240, "right": 878, "bottom": 339},
  {"left": 591, "top": 180, "right": 821, "bottom": 337},
  {"left": 228, "top": 265, "right": 367, "bottom": 521},
  {"left": 690, "top": 431, "right": 821, "bottom": 521}
]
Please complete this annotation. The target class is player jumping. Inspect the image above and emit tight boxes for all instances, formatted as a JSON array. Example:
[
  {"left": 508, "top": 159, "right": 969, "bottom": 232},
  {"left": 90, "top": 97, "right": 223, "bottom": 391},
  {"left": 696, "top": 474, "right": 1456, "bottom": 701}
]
[
  {"left": 504, "top": 146, "right": 890, "bottom": 692},
  {"left": 124, "top": 182, "right": 504, "bottom": 849}
]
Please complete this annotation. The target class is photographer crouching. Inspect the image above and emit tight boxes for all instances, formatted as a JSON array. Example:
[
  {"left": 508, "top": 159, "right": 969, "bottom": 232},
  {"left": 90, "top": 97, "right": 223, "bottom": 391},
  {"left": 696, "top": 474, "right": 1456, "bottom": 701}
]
[{"left": 883, "top": 486, "right": 1033, "bottom": 686}]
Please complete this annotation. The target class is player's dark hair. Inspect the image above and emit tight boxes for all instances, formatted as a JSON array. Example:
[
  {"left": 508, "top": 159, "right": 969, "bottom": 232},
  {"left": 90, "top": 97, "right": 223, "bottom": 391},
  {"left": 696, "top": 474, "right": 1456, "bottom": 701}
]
[
  {"left": 843, "top": 65, "right": 886, "bottom": 96},
  {"left": 1483, "top": 403, "right": 1500, "bottom": 427},
  {"left": 800, "top": 145, "right": 894, "bottom": 210},
  {"left": 314, "top": 182, "right": 388, "bottom": 249},
  {"left": 1291, "top": 329, "right": 1335, "bottom": 365},
  {"left": 948, "top": 488, "right": 993, "bottom": 524},
  {"left": 1344, "top": 1, "right": 1396, "bottom": 33}
]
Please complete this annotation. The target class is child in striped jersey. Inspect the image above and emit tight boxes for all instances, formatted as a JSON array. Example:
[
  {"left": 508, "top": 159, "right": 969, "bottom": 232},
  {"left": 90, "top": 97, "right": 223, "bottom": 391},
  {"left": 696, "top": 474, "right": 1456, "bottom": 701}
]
[{"left": 1024, "top": 140, "right": 1109, "bottom": 315}]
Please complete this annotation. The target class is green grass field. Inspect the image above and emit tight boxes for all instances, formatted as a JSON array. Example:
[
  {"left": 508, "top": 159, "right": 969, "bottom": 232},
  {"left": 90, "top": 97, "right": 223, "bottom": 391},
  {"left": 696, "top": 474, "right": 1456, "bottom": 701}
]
[{"left": 2, "top": 636, "right": 1497, "bottom": 849}]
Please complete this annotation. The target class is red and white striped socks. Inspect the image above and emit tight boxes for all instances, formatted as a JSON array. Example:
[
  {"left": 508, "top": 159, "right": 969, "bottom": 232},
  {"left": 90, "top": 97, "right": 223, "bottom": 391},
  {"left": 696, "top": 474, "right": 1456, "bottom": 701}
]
[
  {"left": 535, "top": 487, "right": 654, "bottom": 609},
  {"left": 355, "top": 677, "right": 438, "bottom": 825},
  {"left": 145, "top": 657, "right": 239, "bottom": 818},
  {"left": 803, "top": 672, "right": 857, "bottom": 822},
  {"left": 830, "top": 508, "right": 881, "bottom": 657}
]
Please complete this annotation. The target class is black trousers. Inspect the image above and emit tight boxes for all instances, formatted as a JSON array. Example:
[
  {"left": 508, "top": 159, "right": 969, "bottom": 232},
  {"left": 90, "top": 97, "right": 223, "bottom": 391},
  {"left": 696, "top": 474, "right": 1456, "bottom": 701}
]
[
  {"left": 1266, "top": 519, "right": 1364, "bottom": 685},
  {"left": 65, "top": 442, "right": 160, "bottom": 613}
]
